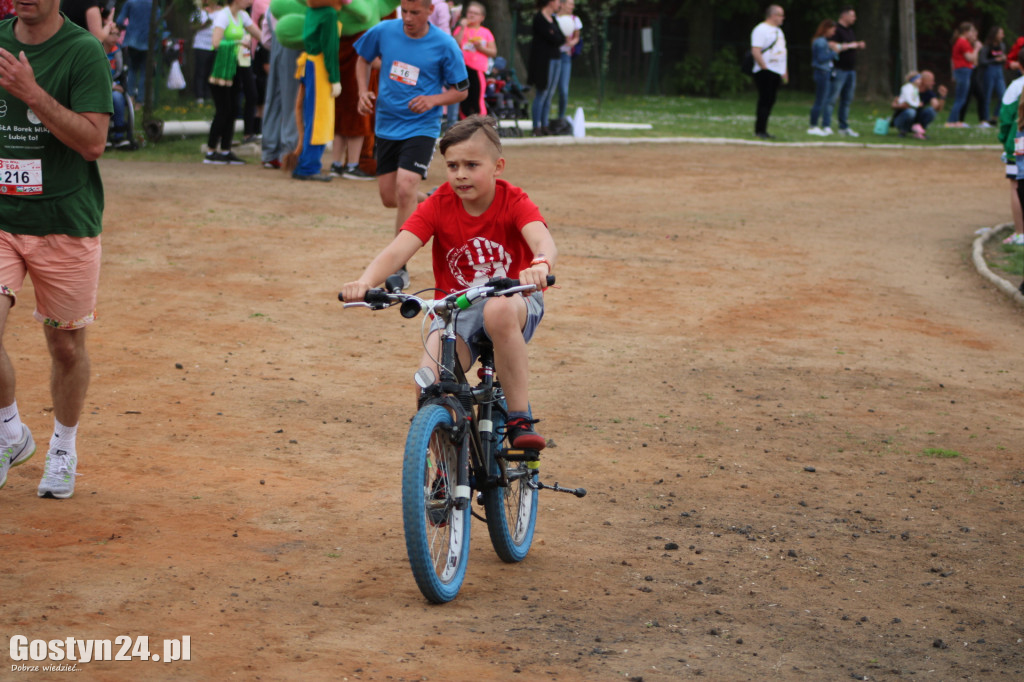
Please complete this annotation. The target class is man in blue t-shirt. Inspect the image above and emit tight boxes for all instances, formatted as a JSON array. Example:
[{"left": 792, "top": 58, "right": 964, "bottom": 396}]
[{"left": 354, "top": 0, "right": 468, "bottom": 287}]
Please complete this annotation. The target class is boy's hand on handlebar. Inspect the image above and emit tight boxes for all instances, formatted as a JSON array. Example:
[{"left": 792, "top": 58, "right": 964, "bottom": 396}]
[
  {"left": 517, "top": 264, "right": 550, "bottom": 290},
  {"left": 341, "top": 280, "right": 372, "bottom": 303}
]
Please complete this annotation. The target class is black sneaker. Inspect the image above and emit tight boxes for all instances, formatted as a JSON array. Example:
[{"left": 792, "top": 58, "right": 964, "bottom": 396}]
[
  {"left": 203, "top": 151, "right": 227, "bottom": 165},
  {"left": 342, "top": 165, "right": 374, "bottom": 181},
  {"left": 506, "top": 417, "right": 546, "bottom": 450},
  {"left": 328, "top": 162, "right": 345, "bottom": 177},
  {"left": 222, "top": 151, "right": 246, "bottom": 165}
]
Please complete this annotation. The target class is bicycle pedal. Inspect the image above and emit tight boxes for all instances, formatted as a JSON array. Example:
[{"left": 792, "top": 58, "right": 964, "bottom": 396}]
[{"left": 502, "top": 449, "right": 541, "bottom": 462}]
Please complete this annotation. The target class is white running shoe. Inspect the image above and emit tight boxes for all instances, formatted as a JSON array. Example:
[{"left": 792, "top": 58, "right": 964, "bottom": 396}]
[
  {"left": 807, "top": 126, "right": 826, "bottom": 136},
  {"left": 38, "top": 448, "right": 77, "bottom": 499},
  {"left": 821, "top": 127, "right": 834, "bottom": 135},
  {"left": 839, "top": 128, "right": 860, "bottom": 137},
  {"left": 0, "top": 425, "right": 35, "bottom": 490}
]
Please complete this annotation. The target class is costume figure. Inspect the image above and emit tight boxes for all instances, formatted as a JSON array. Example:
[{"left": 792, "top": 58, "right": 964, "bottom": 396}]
[{"left": 275, "top": 0, "right": 346, "bottom": 180}]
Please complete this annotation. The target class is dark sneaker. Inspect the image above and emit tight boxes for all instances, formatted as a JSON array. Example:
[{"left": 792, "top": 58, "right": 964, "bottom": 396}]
[
  {"left": 203, "top": 151, "right": 227, "bottom": 165},
  {"left": 328, "top": 162, "right": 345, "bottom": 177},
  {"left": 342, "top": 165, "right": 374, "bottom": 181},
  {"left": 222, "top": 151, "right": 246, "bottom": 165},
  {"left": 427, "top": 467, "right": 449, "bottom": 527},
  {"left": 506, "top": 417, "right": 546, "bottom": 450}
]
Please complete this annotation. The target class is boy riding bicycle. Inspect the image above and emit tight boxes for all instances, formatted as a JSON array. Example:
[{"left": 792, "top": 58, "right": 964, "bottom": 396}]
[{"left": 341, "top": 115, "right": 557, "bottom": 449}]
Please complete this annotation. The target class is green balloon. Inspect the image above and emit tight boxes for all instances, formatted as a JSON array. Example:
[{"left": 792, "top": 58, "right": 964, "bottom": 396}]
[
  {"left": 275, "top": 13, "right": 307, "bottom": 50},
  {"left": 270, "top": 0, "right": 307, "bottom": 20}
]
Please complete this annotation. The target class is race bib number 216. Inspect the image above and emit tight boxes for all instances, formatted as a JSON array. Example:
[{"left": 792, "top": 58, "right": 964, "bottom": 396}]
[{"left": 0, "top": 158, "right": 42, "bottom": 195}]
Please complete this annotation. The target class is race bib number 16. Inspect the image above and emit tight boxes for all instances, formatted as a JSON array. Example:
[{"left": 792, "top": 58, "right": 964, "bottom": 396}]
[
  {"left": 0, "top": 158, "right": 43, "bottom": 195},
  {"left": 389, "top": 60, "right": 420, "bottom": 86}
]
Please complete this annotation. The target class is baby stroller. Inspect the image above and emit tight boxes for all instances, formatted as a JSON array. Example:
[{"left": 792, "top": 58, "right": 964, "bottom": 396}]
[{"left": 485, "top": 57, "right": 531, "bottom": 138}]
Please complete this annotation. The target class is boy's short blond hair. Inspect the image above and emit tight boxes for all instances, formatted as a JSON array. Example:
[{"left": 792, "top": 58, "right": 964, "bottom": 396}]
[{"left": 439, "top": 115, "right": 503, "bottom": 157}]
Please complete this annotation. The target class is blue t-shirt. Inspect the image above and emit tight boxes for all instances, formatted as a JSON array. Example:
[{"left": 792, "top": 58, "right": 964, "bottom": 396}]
[{"left": 354, "top": 19, "right": 467, "bottom": 140}]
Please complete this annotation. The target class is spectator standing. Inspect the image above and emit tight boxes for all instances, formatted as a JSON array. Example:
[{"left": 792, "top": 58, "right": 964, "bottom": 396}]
[
  {"left": 808, "top": 18, "right": 838, "bottom": 136},
  {"left": 830, "top": 7, "right": 866, "bottom": 137},
  {"left": 191, "top": 2, "right": 217, "bottom": 104},
  {"left": 528, "top": 0, "right": 564, "bottom": 136},
  {"left": 259, "top": 8, "right": 299, "bottom": 169},
  {"left": 0, "top": 0, "right": 113, "bottom": 499},
  {"left": 750, "top": 4, "right": 786, "bottom": 140},
  {"left": 946, "top": 22, "right": 980, "bottom": 127},
  {"left": 0, "top": 0, "right": 12, "bottom": 20},
  {"left": 204, "top": 0, "right": 261, "bottom": 164},
  {"left": 116, "top": 0, "right": 156, "bottom": 104},
  {"left": 354, "top": 0, "right": 468, "bottom": 287},
  {"left": 554, "top": 0, "right": 581, "bottom": 130},
  {"left": 453, "top": 1, "right": 495, "bottom": 118},
  {"left": 61, "top": 0, "right": 114, "bottom": 41},
  {"left": 978, "top": 26, "right": 1006, "bottom": 127}
]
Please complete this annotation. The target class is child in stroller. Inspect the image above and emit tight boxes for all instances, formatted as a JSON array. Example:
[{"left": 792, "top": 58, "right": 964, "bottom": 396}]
[{"left": 484, "top": 56, "right": 531, "bottom": 137}]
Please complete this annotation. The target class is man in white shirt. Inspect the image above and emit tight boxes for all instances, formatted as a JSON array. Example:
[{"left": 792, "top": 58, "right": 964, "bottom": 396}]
[{"left": 750, "top": 4, "right": 787, "bottom": 139}]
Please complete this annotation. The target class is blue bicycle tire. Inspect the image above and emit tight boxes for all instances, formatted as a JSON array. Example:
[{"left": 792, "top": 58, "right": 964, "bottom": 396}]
[
  {"left": 402, "top": 404, "right": 471, "bottom": 603},
  {"left": 483, "top": 399, "right": 538, "bottom": 563}
]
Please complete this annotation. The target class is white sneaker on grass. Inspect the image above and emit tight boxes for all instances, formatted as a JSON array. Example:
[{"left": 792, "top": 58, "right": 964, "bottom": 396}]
[
  {"left": 839, "top": 128, "right": 860, "bottom": 137},
  {"left": 807, "top": 126, "right": 826, "bottom": 136},
  {"left": 0, "top": 425, "right": 35, "bottom": 490},
  {"left": 38, "top": 448, "right": 77, "bottom": 499},
  {"left": 821, "top": 127, "right": 834, "bottom": 135}
]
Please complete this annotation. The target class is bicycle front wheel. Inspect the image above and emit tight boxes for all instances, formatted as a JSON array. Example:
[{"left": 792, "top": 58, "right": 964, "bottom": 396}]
[{"left": 402, "top": 404, "right": 471, "bottom": 603}]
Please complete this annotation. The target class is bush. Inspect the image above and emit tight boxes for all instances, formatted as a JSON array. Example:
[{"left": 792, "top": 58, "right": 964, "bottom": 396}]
[{"left": 669, "top": 51, "right": 749, "bottom": 98}]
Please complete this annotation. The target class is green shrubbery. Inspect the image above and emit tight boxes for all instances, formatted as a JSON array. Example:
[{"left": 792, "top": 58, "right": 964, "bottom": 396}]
[{"left": 669, "top": 50, "right": 749, "bottom": 98}]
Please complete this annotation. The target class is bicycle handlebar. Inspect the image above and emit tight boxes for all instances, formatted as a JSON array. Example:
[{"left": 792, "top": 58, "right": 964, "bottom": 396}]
[{"left": 339, "top": 275, "right": 555, "bottom": 310}]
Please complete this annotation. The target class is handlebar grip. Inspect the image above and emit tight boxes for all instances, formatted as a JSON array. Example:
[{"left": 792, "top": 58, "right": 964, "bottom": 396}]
[{"left": 364, "top": 289, "right": 392, "bottom": 305}]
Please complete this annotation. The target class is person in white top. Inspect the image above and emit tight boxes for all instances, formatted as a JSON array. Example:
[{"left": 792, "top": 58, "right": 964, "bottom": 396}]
[
  {"left": 554, "top": 0, "right": 581, "bottom": 127},
  {"left": 750, "top": 4, "right": 787, "bottom": 139}
]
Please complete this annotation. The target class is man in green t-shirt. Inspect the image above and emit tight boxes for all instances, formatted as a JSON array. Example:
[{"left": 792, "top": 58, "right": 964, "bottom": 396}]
[{"left": 0, "top": 0, "right": 112, "bottom": 500}]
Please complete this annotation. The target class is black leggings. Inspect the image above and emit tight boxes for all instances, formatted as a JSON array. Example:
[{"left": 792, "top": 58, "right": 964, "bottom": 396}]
[
  {"left": 208, "top": 79, "right": 240, "bottom": 151},
  {"left": 460, "top": 66, "right": 482, "bottom": 117},
  {"left": 753, "top": 69, "right": 781, "bottom": 135}
]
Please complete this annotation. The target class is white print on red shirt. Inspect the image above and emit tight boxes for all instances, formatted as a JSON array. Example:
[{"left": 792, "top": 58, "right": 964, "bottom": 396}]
[{"left": 446, "top": 237, "right": 511, "bottom": 288}]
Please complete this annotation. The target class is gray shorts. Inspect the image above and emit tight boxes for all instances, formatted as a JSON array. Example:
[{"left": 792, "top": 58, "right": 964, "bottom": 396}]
[{"left": 429, "top": 291, "right": 544, "bottom": 366}]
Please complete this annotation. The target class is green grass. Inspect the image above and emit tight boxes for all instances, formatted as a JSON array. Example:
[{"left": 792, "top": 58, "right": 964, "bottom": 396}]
[{"left": 120, "top": 80, "right": 1002, "bottom": 163}]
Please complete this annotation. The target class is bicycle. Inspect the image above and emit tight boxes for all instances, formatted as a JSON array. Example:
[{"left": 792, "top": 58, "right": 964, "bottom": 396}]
[{"left": 341, "top": 274, "right": 585, "bottom": 603}]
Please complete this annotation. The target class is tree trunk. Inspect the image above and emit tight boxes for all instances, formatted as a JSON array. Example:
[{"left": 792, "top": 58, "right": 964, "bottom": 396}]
[
  {"left": 859, "top": 0, "right": 895, "bottom": 100},
  {"left": 485, "top": 0, "right": 527, "bottom": 77}
]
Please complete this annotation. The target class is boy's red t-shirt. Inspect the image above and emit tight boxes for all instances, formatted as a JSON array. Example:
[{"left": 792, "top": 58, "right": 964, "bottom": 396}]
[
  {"left": 952, "top": 37, "right": 974, "bottom": 69},
  {"left": 402, "top": 179, "right": 546, "bottom": 297}
]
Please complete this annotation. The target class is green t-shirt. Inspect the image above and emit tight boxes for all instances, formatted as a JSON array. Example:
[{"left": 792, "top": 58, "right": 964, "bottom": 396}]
[{"left": 0, "top": 16, "right": 113, "bottom": 237}]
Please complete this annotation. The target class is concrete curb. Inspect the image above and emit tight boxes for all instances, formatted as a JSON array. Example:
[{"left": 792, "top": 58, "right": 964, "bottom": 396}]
[{"left": 972, "top": 222, "right": 1024, "bottom": 306}]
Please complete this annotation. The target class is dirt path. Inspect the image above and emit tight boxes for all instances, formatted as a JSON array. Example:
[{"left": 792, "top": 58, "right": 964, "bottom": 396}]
[{"left": 1, "top": 142, "right": 1022, "bottom": 681}]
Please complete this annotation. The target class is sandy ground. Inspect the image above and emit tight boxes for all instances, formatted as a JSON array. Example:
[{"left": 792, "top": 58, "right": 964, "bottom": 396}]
[{"left": 1, "top": 141, "right": 1022, "bottom": 681}]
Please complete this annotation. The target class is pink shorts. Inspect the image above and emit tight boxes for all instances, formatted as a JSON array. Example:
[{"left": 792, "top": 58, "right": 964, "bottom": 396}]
[{"left": 0, "top": 232, "right": 102, "bottom": 329}]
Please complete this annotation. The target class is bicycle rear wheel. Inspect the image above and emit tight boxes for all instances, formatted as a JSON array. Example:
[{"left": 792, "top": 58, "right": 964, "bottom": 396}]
[
  {"left": 402, "top": 404, "right": 471, "bottom": 603},
  {"left": 483, "top": 400, "right": 539, "bottom": 563}
]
